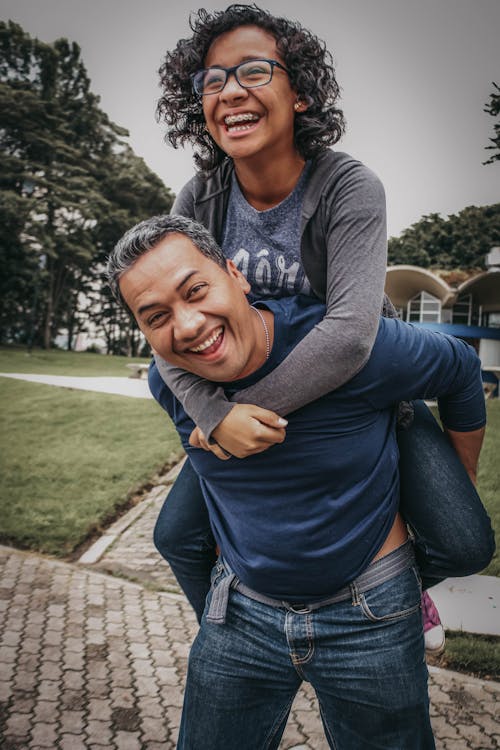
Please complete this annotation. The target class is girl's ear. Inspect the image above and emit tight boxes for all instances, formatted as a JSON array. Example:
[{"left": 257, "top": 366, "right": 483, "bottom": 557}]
[{"left": 294, "top": 99, "right": 308, "bottom": 113}]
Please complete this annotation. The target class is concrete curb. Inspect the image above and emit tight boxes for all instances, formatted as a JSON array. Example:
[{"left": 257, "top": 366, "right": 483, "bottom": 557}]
[{"left": 78, "top": 459, "right": 185, "bottom": 565}]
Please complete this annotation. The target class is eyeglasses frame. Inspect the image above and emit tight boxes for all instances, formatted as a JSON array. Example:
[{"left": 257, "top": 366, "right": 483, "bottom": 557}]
[{"left": 191, "top": 58, "right": 289, "bottom": 97}]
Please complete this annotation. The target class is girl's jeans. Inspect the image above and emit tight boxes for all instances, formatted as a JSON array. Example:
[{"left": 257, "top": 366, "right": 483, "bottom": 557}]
[{"left": 154, "top": 400, "right": 495, "bottom": 623}]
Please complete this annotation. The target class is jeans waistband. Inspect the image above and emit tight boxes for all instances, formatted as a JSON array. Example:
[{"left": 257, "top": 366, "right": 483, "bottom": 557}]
[{"left": 206, "top": 539, "right": 416, "bottom": 625}]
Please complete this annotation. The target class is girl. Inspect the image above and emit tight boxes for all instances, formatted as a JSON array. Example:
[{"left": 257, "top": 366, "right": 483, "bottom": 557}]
[{"left": 152, "top": 4, "right": 494, "bottom": 651}]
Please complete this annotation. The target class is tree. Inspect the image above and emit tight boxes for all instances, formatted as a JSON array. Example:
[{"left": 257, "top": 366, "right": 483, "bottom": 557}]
[
  {"left": 388, "top": 204, "right": 500, "bottom": 269},
  {"left": 85, "top": 146, "right": 175, "bottom": 356},
  {"left": 484, "top": 82, "right": 500, "bottom": 165},
  {"left": 0, "top": 21, "right": 174, "bottom": 350}
]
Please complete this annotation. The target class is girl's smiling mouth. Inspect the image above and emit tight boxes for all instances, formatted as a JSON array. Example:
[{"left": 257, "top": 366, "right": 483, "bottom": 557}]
[{"left": 224, "top": 112, "right": 261, "bottom": 133}]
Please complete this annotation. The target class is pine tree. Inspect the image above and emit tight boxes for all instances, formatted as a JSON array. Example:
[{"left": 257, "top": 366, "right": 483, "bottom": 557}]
[{"left": 0, "top": 21, "right": 174, "bottom": 349}]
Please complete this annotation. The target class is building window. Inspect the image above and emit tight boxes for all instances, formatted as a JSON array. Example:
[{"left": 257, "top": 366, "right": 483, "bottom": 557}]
[
  {"left": 482, "top": 311, "right": 500, "bottom": 328},
  {"left": 453, "top": 294, "right": 472, "bottom": 325},
  {"left": 453, "top": 294, "right": 481, "bottom": 326},
  {"left": 407, "top": 291, "right": 441, "bottom": 323}
]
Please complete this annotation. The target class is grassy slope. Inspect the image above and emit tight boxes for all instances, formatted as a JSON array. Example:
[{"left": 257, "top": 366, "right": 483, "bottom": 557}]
[
  {"left": 431, "top": 632, "right": 500, "bottom": 681},
  {"left": 0, "top": 378, "right": 182, "bottom": 556},
  {"left": 0, "top": 346, "right": 498, "bottom": 679},
  {"left": 431, "top": 400, "right": 499, "bottom": 577},
  {"left": 478, "top": 400, "right": 499, "bottom": 576},
  {"left": 0, "top": 345, "right": 150, "bottom": 376},
  {"left": 0, "top": 347, "right": 497, "bottom": 569}
]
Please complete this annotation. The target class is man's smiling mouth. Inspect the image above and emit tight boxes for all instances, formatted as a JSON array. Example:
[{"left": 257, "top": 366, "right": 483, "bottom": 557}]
[{"left": 188, "top": 327, "right": 224, "bottom": 355}]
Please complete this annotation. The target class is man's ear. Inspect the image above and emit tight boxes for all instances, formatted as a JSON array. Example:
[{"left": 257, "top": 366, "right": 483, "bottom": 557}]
[{"left": 226, "top": 259, "right": 251, "bottom": 294}]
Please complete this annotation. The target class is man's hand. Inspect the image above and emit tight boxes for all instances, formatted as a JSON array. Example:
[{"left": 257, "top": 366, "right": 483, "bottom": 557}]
[{"left": 189, "top": 404, "right": 288, "bottom": 460}]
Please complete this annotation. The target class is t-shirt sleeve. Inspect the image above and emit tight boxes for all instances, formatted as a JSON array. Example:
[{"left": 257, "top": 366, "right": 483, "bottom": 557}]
[
  {"left": 362, "top": 319, "right": 486, "bottom": 431},
  {"left": 230, "top": 163, "right": 388, "bottom": 414}
]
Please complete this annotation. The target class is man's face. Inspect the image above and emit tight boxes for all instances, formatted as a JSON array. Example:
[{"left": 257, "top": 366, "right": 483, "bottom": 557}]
[{"left": 119, "top": 233, "right": 262, "bottom": 382}]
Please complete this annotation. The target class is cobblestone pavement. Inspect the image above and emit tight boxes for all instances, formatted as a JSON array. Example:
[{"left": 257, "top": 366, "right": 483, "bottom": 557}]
[{"left": 1, "top": 472, "right": 499, "bottom": 749}]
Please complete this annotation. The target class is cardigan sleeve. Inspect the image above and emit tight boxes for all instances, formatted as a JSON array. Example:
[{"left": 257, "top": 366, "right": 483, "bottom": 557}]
[{"left": 230, "top": 162, "right": 388, "bottom": 414}]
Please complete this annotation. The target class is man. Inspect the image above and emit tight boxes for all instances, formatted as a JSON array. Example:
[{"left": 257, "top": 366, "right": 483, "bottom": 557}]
[{"left": 107, "top": 214, "right": 487, "bottom": 750}]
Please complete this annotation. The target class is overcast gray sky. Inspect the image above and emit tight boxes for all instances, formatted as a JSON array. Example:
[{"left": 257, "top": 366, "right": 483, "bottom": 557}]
[{"left": 1, "top": 0, "right": 499, "bottom": 236}]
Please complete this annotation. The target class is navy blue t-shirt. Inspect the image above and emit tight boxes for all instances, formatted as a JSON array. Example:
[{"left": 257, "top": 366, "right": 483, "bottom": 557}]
[{"left": 149, "top": 296, "right": 485, "bottom": 600}]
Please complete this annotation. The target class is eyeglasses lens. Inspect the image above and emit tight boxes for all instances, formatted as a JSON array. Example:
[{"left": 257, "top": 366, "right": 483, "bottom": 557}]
[{"left": 195, "top": 60, "right": 273, "bottom": 95}]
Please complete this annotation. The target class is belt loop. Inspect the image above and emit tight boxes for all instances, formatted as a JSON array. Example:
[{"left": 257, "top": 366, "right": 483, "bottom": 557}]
[
  {"left": 206, "top": 573, "right": 236, "bottom": 625},
  {"left": 350, "top": 582, "right": 360, "bottom": 606}
]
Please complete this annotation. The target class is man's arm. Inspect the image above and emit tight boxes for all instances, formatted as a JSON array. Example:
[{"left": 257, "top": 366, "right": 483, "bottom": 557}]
[
  {"left": 444, "top": 427, "right": 485, "bottom": 485},
  {"left": 364, "top": 318, "right": 487, "bottom": 436}
]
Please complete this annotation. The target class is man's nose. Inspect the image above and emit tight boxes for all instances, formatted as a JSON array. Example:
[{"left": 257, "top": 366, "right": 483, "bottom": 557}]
[{"left": 174, "top": 306, "right": 206, "bottom": 341}]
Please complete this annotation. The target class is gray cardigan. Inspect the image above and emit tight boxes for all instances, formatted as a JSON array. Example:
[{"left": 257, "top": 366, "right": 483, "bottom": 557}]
[{"left": 155, "top": 149, "right": 393, "bottom": 438}]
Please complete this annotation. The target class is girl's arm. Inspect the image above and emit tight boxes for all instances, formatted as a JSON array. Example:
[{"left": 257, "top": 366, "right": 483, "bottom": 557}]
[
  {"left": 157, "top": 162, "right": 388, "bottom": 454},
  {"left": 229, "top": 163, "right": 387, "bottom": 415}
]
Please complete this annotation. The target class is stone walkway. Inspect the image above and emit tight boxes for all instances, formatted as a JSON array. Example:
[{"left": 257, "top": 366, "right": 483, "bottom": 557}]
[
  {"left": 1, "top": 466, "right": 499, "bottom": 749},
  {"left": 1, "top": 545, "right": 500, "bottom": 750}
]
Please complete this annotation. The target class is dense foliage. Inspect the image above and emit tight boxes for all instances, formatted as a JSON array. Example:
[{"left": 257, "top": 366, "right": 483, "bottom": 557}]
[
  {"left": 388, "top": 204, "right": 500, "bottom": 269},
  {"left": 0, "top": 21, "right": 173, "bottom": 352}
]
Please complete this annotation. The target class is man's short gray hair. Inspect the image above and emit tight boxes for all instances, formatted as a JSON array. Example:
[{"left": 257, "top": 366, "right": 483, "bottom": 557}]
[{"left": 106, "top": 214, "right": 227, "bottom": 305}]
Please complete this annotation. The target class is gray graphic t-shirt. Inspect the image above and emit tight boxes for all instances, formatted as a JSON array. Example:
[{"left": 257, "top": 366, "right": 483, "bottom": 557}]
[{"left": 221, "top": 164, "right": 313, "bottom": 301}]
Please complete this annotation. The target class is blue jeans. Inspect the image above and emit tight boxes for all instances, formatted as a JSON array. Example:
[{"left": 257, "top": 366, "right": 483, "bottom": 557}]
[
  {"left": 178, "top": 548, "right": 435, "bottom": 749},
  {"left": 154, "top": 401, "right": 495, "bottom": 622}
]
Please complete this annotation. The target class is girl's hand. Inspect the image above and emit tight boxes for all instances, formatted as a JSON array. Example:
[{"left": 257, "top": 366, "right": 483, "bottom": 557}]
[
  {"left": 189, "top": 426, "right": 232, "bottom": 461},
  {"left": 190, "top": 404, "right": 288, "bottom": 460},
  {"left": 213, "top": 404, "right": 288, "bottom": 458}
]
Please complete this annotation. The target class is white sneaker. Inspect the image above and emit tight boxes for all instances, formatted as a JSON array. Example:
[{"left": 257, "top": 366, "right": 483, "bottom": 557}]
[
  {"left": 424, "top": 623, "right": 446, "bottom": 655},
  {"left": 422, "top": 590, "right": 446, "bottom": 655}
]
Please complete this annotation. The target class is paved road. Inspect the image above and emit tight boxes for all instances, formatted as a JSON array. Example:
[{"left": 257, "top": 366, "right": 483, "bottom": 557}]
[{"left": 1, "top": 466, "right": 499, "bottom": 749}]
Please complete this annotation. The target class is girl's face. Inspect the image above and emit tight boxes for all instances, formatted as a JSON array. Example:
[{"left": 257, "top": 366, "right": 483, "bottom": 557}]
[{"left": 201, "top": 25, "right": 300, "bottom": 165}]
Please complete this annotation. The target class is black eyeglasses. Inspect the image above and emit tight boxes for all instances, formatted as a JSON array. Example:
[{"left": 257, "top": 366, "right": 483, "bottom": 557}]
[{"left": 191, "top": 58, "right": 288, "bottom": 96}]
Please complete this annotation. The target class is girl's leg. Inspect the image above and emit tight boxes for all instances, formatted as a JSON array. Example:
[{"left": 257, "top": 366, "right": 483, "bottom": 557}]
[
  {"left": 154, "top": 458, "right": 216, "bottom": 622},
  {"left": 398, "top": 400, "right": 495, "bottom": 590}
]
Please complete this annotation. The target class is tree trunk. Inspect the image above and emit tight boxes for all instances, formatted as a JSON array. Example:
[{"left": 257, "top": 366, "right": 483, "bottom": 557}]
[{"left": 43, "top": 280, "right": 53, "bottom": 350}]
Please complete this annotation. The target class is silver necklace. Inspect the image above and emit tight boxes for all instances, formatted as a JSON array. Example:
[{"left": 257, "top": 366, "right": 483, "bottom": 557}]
[{"left": 252, "top": 306, "right": 270, "bottom": 360}]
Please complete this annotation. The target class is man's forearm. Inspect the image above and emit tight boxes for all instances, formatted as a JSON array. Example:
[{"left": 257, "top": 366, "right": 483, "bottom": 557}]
[{"left": 444, "top": 426, "right": 485, "bottom": 485}]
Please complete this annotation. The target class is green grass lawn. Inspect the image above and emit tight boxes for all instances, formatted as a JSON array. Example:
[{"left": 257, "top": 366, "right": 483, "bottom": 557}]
[
  {"left": 477, "top": 400, "right": 500, "bottom": 576},
  {"left": 0, "top": 344, "right": 150, "bottom": 376},
  {"left": 431, "top": 400, "right": 499, "bottom": 577},
  {"left": 0, "top": 347, "right": 498, "bottom": 570},
  {"left": 0, "top": 346, "right": 498, "bottom": 679},
  {"left": 431, "top": 632, "right": 500, "bottom": 681},
  {"left": 0, "top": 376, "right": 182, "bottom": 556}
]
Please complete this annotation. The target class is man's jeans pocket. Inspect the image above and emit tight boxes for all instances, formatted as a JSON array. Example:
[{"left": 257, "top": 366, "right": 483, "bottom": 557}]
[{"left": 359, "top": 565, "right": 422, "bottom": 623}]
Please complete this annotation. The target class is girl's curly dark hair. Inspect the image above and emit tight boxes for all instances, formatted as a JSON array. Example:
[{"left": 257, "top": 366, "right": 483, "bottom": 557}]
[{"left": 157, "top": 4, "right": 346, "bottom": 173}]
